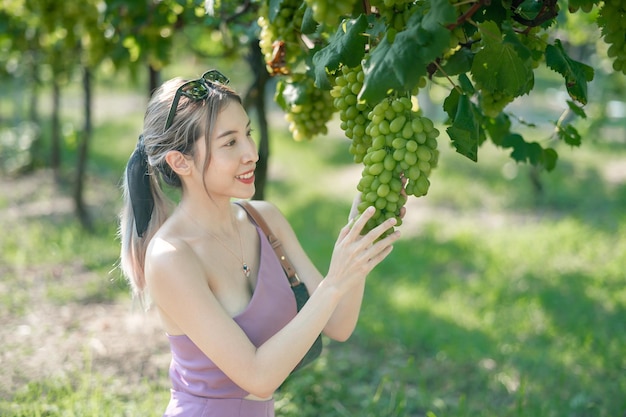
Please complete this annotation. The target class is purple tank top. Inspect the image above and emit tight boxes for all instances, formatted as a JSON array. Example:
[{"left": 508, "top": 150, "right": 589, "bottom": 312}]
[{"left": 166, "top": 226, "right": 298, "bottom": 399}]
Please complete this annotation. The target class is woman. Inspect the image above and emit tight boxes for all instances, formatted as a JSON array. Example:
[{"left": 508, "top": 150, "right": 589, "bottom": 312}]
[{"left": 118, "top": 69, "right": 400, "bottom": 416}]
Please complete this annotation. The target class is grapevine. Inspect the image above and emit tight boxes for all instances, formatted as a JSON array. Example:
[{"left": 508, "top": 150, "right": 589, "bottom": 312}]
[
  {"left": 257, "top": 0, "right": 305, "bottom": 75},
  {"left": 356, "top": 95, "right": 439, "bottom": 235},
  {"left": 330, "top": 64, "right": 372, "bottom": 163},
  {"left": 279, "top": 74, "right": 336, "bottom": 141},
  {"left": 303, "top": 0, "right": 358, "bottom": 27},
  {"left": 598, "top": 0, "right": 626, "bottom": 75}
]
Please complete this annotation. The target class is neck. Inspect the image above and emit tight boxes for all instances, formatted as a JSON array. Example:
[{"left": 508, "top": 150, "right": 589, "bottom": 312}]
[{"left": 177, "top": 197, "right": 241, "bottom": 237}]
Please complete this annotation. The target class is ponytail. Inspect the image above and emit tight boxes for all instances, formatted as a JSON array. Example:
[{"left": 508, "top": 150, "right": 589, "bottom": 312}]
[{"left": 119, "top": 140, "right": 173, "bottom": 300}]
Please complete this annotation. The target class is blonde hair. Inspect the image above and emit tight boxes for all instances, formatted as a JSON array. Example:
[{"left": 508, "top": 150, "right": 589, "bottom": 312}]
[{"left": 118, "top": 73, "right": 241, "bottom": 299}]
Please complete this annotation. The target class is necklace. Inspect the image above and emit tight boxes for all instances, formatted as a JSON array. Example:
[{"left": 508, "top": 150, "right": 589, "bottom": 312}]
[{"left": 181, "top": 206, "right": 251, "bottom": 279}]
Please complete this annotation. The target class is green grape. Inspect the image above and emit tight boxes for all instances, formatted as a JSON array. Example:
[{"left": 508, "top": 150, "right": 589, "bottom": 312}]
[
  {"left": 331, "top": 64, "right": 373, "bottom": 163},
  {"left": 303, "top": 0, "right": 358, "bottom": 27},
  {"left": 478, "top": 87, "right": 515, "bottom": 118},
  {"left": 281, "top": 74, "right": 336, "bottom": 141},
  {"left": 567, "top": 0, "right": 598, "bottom": 13},
  {"left": 356, "top": 95, "right": 440, "bottom": 236},
  {"left": 519, "top": 27, "right": 549, "bottom": 69},
  {"left": 598, "top": 0, "right": 626, "bottom": 75},
  {"left": 257, "top": 0, "right": 305, "bottom": 74}
]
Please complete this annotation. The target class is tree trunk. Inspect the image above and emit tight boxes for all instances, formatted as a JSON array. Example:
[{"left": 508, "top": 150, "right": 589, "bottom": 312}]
[
  {"left": 51, "top": 78, "right": 61, "bottom": 181},
  {"left": 244, "top": 40, "right": 270, "bottom": 201},
  {"left": 74, "top": 65, "right": 93, "bottom": 231},
  {"left": 149, "top": 65, "right": 161, "bottom": 97}
]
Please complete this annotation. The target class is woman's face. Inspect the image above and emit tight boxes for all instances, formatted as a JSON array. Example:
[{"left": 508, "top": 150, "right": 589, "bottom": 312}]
[{"left": 195, "top": 101, "right": 259, "bottom": 201}]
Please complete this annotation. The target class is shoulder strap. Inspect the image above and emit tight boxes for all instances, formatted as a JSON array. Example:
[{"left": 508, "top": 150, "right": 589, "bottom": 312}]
[{"left": 236, "top": 201, "right": 301, "bottom": 287}]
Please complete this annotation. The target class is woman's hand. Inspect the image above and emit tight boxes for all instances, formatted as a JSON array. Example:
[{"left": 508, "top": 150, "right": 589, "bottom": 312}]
[{"left": 325, "top": 206, "right": 400, "bottom": 296}]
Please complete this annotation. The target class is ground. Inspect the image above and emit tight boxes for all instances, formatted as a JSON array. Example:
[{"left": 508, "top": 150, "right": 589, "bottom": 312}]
[{"left": 0, "top": 170, "right": 171, "bottom": 400}]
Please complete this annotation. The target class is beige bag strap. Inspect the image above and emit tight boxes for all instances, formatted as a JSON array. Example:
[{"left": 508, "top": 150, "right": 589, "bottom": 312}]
[{"left": 236, "top": 201, "right": 301, "bottom": 287}]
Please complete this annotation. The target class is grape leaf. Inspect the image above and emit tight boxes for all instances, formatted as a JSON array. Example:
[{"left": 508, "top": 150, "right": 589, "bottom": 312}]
[
  {"left": 446, "top": 93, "right": 480, "bottom": 162},
  {"left": 274, "top": 78, "right": 309, "bottom": 111},
  {"left": 545, "top": 39, "right": 594, "bottom": 105},
  {"left": 484, "top": 113, "right": 513, "bottom": 147},
  {"left": 443, "top": 88, "right": 460, "bottom": 120},
  {"left": 268, "top": 0, "right": 284, "bottom": 23},
  {"left": 471, "top": 21, "right": 534, "bottom": 97},
  {"left": 312, "top": 15, "right": 368, "bottom": 90},
  {"left": 438, "top": 48, "right": 474, "bottom": 77},
  {"left": 501, "top": 133, "right": 557, "bottom": 170},
  {"left": 301, "top": 6, "right": 317, "bottom": 35},
  {"left": 359, "top": 0, "right": 456, "bottom": 104},
  {"left": 556, "top": 123, "right": 582, "bottom": 147},
  {"left": 566, "top": 100, "right": 586, "bottom": 118},
  {"left": 513, "top": 0, "right": 544, "bottom": 20}
]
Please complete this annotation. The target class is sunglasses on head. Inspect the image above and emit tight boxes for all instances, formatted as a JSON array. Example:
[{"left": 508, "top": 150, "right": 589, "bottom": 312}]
[{"left": 163, "top": 69, "right": 230, "bottom": 133}]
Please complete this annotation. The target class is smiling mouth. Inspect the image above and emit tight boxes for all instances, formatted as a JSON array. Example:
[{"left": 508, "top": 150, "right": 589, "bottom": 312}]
[{"left": 236, "top": 171, "right": 254, "bottom": 180}]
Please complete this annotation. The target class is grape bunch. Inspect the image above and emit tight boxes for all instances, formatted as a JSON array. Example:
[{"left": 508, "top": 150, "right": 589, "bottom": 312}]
[
  {"left": 257, "top": 0, "right": 304, "bottom": 74},
  {"left": 330, "top": 64, "right": 372, "bottom": 163},
  {"left": 370, "top": 0, "right": 415, "bottom": 32},
  {"left": 519, "top": 27, "right": 549, "bottom": 69},
  {"left": 356, "top": 96, "right": 440, "bottom": 234},
  {"left": 476, "top": 85, "right": 515, "bottom": 118},
  {"left": 303, "top": 0, "right": 357, "bottom": 27},
  {"left": 598, "top": 0, "right": 626, "bottom": 75},
  {"left": 281, "top": 74, "right": 336, "bottom": 141}
]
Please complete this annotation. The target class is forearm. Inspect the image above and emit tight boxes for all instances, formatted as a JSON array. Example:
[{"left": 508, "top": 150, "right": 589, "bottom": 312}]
[
  {"left": 322, "top": 280, "right": 366, "bottom": 341},
  {"left": 246, "top": 280, "right": 342, "bottom": 396}
]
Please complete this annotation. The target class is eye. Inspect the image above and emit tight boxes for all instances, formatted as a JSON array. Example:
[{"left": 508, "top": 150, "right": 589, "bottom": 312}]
[
  {"left": 247, "top": 129, "right": 254, "bottom": 138},
  {"left": 225, "top": 139, "right": 236, "bottom": 147}
]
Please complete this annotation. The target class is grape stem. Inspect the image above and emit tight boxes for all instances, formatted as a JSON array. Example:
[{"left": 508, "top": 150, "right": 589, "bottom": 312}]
[
  {"left": 433, "top": 60, "right": 464, "bottom": 96},
  {"left": 447, "top": 0, "right": 489, "bottom": 31}
]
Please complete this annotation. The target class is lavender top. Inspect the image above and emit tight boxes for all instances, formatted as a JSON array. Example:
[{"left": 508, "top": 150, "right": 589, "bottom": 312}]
[{"left": 167, "top": 226, "right": 298, "bottom": 399}]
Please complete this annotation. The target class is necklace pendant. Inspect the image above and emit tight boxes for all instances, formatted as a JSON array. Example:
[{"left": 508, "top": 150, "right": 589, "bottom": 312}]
[{"left": 242, "top": 263, "right": 250, "bottom": 278}]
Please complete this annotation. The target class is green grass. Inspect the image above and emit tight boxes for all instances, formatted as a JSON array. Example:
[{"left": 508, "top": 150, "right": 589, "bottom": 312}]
[{"left": 1, "top": 82, "right": 625, "bottom": 416}]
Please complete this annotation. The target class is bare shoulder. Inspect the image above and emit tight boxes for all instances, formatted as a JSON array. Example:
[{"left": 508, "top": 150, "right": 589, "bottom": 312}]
[
  {"left": 145, "top": 234, "right": 198, "bottom": 286},
  {"left": 244, "top": 200, "right": 292, "bottom": 235}
]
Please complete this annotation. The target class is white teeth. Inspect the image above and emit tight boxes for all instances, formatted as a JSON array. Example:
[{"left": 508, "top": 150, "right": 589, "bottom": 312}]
[{"left": 237, "top": 171, "right": 254, "bottom": 179}]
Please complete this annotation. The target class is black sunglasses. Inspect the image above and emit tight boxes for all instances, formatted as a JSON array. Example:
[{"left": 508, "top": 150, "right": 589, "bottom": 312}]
[{"left": 163, "top": 69, "right": 230, "bottom": 133}]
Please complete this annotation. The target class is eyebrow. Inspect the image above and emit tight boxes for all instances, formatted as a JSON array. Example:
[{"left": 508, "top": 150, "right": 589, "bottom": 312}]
[{"left": 216, "top": 119, "right": 251, "bottom": 140}]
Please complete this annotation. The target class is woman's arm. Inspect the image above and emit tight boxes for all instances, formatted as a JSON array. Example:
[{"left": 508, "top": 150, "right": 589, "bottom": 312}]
[
  {"left": 252, "top": 199, "right": 396, "bottom": 341},
  {"left": 145, "top": 208, "right": 398, "bottom": 398}
]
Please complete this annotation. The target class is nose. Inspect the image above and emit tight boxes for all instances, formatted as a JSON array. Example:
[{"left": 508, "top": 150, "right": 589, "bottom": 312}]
[{"left": 243, "top": 136, "right": 259, "bottom": 164}]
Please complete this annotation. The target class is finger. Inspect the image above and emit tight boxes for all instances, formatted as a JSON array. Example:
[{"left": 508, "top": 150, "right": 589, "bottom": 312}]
[
  {"left": 347, "top": 206, "right": 376, "bottom": 237},
  {"left": 366, "top": 242, "right": 396, "bottom": 270},
  {"left": 362, "top": 216, "right": 397, "bottom": 245}
]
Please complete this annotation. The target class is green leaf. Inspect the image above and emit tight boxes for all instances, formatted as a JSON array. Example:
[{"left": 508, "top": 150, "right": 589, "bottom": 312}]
[
  {"left": 438, "top": 48, "right": 474, "bottom": 77},
  {"left": 556, "top": 123, "right": 582, "bottom": 147},
  {"left": 501, "top": 134, "right": 558, "bottom": 169},
  {"left": 457, "top": 73, "right": 475, "bottom": 95},
  {"left": 542, "top": 148, "right": 558, "bottom": 171},
  {"left": 484, "top": 113, "right": 512, "bottom": 147},
  {"left": 268, "top": 0, "right": 284, "bottom": 23},
  {"left": 471, "top": 21, "right": 534, "bottom": 97},
  {"left": 312, "top": 15, "right": 369, "bottom": 90},
  {"left": 513, "top": 0, "right": 544, "bottom": 21},
  {"left": 360, "top": 0, "right": 456, "bottom": 104},
  {"left": 301, "top": 5, "right": 317, "bottom": 35},
  {"left": 443, "top": 88, "right": 460, "bottom": 120},
  {"left": 545, "top": 39, "right": 594, "bottom": 105},
  {"left": 566, "top": 99, "right": 587, "bottom": 118},
  {"left": 446, "top": 93, "right": 480, "bottom": 162}
]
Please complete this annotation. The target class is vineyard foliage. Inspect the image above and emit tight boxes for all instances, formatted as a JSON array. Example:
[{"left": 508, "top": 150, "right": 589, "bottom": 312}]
[
  {"left": 249, "top": 0, "right": 624, "bottom": 231},
  {"left": 0, "top": 0, "right": 624, "bottom": 230}
]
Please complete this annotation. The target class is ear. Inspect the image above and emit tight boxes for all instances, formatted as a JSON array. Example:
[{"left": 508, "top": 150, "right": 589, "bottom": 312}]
[{"left": 165, "top": 151, "right": 193, "bottom": 177}]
